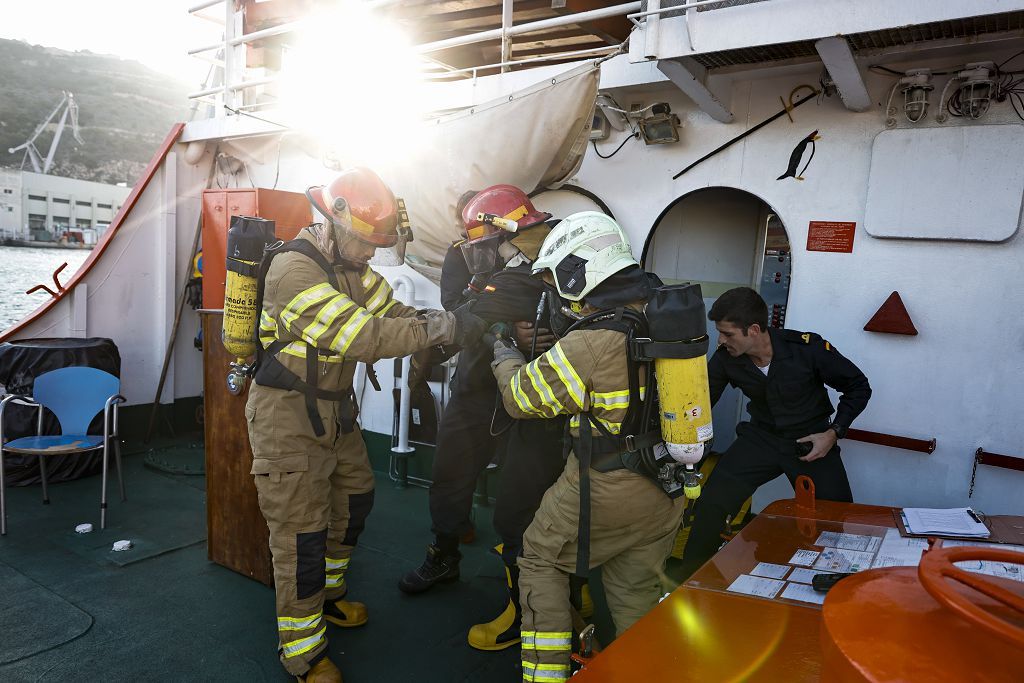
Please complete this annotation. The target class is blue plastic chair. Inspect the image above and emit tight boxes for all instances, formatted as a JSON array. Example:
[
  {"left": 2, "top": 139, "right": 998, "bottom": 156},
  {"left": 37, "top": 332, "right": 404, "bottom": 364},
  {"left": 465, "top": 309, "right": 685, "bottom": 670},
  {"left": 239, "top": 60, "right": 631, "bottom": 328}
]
[{"left": 0, "top": 366, "right": 126, "bottom": 535}]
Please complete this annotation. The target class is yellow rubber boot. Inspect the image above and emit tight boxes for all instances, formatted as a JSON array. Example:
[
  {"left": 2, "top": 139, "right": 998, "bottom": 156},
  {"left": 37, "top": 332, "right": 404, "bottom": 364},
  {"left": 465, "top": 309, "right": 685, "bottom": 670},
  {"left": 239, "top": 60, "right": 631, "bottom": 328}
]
[
  {"left": 324, "top": 598, "right": 368, "bottom": 628},
  {"left": 467, "top": 560, "right": 521, "bottom": 651},
  {"left": 577, "top": 583, "right": 594, "bottom": 619},
  {"left": 570, "top": 576, "right": 594, "bottom": 619},
  {"left": 467, "top": 598, "right": 520, "bottom": 651},
  {"left": 296, "top": 657, "right": 342, "bottom": 683}
]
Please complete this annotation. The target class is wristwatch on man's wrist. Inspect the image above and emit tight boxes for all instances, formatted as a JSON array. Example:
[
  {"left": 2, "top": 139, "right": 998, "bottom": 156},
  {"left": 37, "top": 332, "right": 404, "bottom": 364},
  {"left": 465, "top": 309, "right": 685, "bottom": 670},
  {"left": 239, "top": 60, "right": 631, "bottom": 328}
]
[{"left": 829, "top": 422, "right": 847, "bottom": 439}]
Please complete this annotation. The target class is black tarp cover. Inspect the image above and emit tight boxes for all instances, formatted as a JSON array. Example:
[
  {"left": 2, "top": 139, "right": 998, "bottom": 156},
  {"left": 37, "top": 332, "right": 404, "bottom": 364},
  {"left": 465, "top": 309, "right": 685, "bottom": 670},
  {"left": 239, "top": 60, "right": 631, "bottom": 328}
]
[{"left": 0, "top": 338, "right": 121, "bottom": 486}]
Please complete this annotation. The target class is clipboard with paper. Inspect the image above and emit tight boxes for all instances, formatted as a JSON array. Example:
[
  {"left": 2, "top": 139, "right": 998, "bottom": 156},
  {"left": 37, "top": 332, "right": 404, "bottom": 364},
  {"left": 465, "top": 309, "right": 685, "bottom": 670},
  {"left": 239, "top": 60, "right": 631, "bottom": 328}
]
[{"left": 893, "top": 507, "right": 1024, "bottom": 545}]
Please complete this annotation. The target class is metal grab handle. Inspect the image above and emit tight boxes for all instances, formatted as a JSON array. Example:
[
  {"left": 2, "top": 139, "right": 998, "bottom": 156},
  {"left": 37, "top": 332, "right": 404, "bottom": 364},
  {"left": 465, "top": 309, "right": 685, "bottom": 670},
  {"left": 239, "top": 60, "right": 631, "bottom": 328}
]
[
  {"left": 24, "top": 263, "right": 69, "bottom": 299},
  {"left": 846, "top": 428, "right": 936, "bottom": 454},
  {"left": 975, "top": 448, "right": 1024, "bottom": 472},
  {"left": 918, "top": 542, "right": 1024, "bottom": 649},
  {"left": 970, "top": 448, "right": 1024, "bottom": 497},
  {"left": 25, "top": 284, "right": 59, "bottom": 298},
  {"left": 52, "top": 262, "right": 68, "bottom": 293}
]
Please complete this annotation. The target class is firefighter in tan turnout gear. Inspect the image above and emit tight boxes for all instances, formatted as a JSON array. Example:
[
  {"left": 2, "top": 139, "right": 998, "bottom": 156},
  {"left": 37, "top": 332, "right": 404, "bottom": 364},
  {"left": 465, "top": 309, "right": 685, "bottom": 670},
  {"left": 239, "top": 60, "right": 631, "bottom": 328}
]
[
  {"left": 246, "top": 167, "right": 485, "bottom": 683},
  {"left": 490, "top": 212, "right": 688, "bottom": 682}
]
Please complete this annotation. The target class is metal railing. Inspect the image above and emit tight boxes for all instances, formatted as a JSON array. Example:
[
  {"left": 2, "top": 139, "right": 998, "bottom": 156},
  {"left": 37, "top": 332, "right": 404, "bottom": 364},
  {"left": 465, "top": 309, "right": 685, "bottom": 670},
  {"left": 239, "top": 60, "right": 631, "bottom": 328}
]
[{"left": 184, "top": 0, "right": 746, "bottom": 113}]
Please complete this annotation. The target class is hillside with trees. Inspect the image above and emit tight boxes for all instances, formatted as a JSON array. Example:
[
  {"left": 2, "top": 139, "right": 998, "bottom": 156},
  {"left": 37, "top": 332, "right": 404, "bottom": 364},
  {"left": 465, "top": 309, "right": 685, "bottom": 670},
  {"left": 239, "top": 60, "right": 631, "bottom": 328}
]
[{"left": 0, "top": 39, "right": 192, "bottom": 185}]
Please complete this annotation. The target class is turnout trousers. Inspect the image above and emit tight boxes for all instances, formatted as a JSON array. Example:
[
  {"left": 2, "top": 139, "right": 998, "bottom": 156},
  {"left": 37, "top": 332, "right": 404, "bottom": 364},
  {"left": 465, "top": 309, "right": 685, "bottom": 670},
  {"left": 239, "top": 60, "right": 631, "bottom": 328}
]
[
  {"left": 429, "top": 338, "right": 565, "bottom": 555},
  {"left": 428, "top": 340, "right": 504, "bottom": 542},
  {"left": 518, "top": 455, "right": 685, "bottom": 682},
  {"left": 247, "top": 396, "right": 375, "bottom": 676},
  {"left": 680, "top": 420, "right": 853, "bottom": 578},
  {"left": 493, "top": 417, "right": 567, "bottom": 566}
]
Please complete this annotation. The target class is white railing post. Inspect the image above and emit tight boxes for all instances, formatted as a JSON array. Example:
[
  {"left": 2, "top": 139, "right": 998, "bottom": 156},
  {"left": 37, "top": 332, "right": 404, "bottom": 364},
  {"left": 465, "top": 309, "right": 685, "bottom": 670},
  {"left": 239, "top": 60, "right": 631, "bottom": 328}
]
[
  {"left": 501, "top": 0, "right": 514, "bottom": 73},
  {"left": 644, "top": 0, "right": 661, "bottom": 59},
  {"left": 222, "top": 0, "right": 237, "bottom": 115}
]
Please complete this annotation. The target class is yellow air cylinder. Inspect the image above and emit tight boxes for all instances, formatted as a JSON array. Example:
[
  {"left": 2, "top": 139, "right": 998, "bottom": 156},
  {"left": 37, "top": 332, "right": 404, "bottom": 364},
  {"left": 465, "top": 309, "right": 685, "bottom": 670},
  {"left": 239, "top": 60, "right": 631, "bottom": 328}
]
[
  {"left": 647, "top": 283, "right": 713, "bottom": 499},
  {"left": 656, "top": 356, "right": 713, "bottom": 498},
  {"left": 222, "top": 215, "right": 276, "bottom": 363}
]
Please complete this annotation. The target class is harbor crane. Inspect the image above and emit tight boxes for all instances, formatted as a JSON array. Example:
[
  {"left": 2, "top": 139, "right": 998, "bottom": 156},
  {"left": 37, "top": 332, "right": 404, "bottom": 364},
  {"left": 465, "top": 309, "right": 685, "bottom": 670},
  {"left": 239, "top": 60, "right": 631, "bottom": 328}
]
[{"left": 7, "top": 91, "right": 84, "bottom": 175}]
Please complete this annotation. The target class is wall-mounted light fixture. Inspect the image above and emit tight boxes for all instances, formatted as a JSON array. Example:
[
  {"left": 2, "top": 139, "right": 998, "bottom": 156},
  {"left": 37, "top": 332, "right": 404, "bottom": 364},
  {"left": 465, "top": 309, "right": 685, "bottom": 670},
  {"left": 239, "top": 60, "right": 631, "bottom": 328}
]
[
  {"left": 595, "top": 93, "right": 630, "bottom": 131},
  {"left": 937, "top": 61, "right": 996, "bottom": 122},
  {"left": 886, "top": 68, "right": 933, "bottom": 126},
  {"left": 638, "top": 103, "right": 681, "bottom": 145},
  {"left": 901, "top": 69, "right": 933, "bottom": 123}
]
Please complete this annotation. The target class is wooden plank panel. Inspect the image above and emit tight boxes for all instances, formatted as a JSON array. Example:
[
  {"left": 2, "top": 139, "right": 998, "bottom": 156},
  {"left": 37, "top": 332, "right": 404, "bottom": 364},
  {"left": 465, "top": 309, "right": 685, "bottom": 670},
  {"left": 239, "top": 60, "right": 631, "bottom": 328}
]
[
  {"left": 203, "top": 311, "right": 274, "bottom": 586},
  {"left": 256, "top": 187, "right": 312, "bottom": 240},
  {"left": 201, "top": 188, "right": 310, "bottom": 310},
  {"left": 201, "top": 190, "right": 257, "bottom": 310},
  {"left": 202, "top": 188, "right": 308, "bottom": 586}
]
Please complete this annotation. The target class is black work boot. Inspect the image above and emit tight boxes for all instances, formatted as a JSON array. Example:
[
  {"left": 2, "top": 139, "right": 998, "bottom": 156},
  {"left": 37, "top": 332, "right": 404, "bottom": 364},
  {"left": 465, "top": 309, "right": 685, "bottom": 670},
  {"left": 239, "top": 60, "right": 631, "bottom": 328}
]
[{"left": 399, "top": 543, "right": 461, "bottom": 594}]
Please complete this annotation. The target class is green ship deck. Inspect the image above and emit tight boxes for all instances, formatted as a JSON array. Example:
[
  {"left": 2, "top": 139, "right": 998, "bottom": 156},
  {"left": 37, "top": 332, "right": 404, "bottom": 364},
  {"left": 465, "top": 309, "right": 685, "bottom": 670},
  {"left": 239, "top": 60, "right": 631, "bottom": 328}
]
[{"left": 0, "top": 434, "right": 644, "bottom": 682}]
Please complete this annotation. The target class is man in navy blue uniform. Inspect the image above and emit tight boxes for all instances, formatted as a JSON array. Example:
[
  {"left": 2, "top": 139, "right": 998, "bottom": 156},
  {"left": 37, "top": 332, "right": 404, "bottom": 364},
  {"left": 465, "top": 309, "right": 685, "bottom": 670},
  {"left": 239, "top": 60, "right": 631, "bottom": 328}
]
[{"left": 680, "top": 287, "right": 871, "bottom": 578}]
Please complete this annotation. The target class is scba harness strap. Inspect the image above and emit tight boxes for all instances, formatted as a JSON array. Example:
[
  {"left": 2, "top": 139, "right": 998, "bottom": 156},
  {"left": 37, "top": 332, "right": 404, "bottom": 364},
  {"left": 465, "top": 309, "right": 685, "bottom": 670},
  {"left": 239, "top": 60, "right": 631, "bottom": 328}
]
[
  {"left": 251, "top": 239, "right": 366, "bottom": 438},
  {"left": 564, "top": 307, "right": 664, "bottom": 575}
]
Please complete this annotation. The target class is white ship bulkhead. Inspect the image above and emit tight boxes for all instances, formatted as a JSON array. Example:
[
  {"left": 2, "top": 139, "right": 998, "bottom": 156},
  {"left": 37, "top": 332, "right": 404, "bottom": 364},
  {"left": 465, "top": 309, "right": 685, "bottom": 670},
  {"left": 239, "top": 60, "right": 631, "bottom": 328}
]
[{"left": 4, "top": 0, "right": 1023, "bottom": 524}]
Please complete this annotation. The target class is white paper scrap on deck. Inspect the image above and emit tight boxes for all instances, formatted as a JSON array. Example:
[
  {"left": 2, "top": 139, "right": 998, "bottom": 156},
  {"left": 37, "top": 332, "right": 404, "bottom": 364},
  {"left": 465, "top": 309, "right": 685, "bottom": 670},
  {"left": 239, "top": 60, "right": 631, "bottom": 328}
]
[
  {"left": 781, "top": 582, "right": 827, "bottom": 605},
  {"left": 788, "top": 567, "right": 835, "bottom": 584},
  {"left": 789, "top": 549, "right": 821, "bottom": 566},
  {"left": 814, "top": 531, "right": 882, "bottom": 553},
  {"left": 814, "top": 547, "right": 875, "bottom": 572},
  {"left": 750, "top": 562, "right": 791, "bottom": 580},
  {"left": 727, "top": 574, "right": 785, "bottom": 599}
]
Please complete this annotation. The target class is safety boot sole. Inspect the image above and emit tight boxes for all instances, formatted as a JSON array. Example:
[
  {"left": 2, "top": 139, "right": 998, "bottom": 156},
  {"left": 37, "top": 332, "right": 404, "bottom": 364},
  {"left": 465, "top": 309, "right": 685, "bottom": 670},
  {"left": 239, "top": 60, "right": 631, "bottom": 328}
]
[
  {"left": 324, "top": 612, "right": 368, "bottom": 628},
  {"left": 467, "top": 635, "right": 521, "bottom": 652}
]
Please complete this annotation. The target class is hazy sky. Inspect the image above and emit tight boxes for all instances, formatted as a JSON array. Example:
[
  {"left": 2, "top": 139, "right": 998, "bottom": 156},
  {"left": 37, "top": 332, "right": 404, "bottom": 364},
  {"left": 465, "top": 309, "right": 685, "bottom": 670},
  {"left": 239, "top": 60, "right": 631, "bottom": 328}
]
[{"left": 1, "top": 1, "right": 222, "bottom": 84}]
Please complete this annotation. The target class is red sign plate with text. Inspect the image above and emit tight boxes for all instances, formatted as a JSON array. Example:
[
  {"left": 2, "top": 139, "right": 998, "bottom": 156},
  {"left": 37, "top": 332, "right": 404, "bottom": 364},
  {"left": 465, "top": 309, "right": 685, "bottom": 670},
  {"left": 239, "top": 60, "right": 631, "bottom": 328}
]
[{"left": 806, "top": 221, "right": 856, "bottom": 253}]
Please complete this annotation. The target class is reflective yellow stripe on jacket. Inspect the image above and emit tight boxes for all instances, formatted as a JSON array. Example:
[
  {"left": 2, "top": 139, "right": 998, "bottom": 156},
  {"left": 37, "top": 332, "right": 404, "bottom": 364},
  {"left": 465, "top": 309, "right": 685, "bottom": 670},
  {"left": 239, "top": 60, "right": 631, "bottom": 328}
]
[
  {"left": 505, "top": 338, "right": 644, "bottom": 434},
  {"left": 268, "top": 277, "right": 383, "bottom": 360},
  {"left": 362, "top": 268, "right": 399, "bottom": 317},
  {"left": 507, "top": 341, "right": 586, "bottom": 418}
]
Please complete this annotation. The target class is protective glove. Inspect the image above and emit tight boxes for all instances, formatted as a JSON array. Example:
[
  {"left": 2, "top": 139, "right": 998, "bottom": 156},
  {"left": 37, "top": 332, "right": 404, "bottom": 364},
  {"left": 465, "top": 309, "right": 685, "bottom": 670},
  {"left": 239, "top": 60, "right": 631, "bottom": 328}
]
[
  {"left": 492, "top": 338, "right": 525, "bottom": 367},
  {"left": 451, "top": 302, "right": 488, "bottom": 347}
]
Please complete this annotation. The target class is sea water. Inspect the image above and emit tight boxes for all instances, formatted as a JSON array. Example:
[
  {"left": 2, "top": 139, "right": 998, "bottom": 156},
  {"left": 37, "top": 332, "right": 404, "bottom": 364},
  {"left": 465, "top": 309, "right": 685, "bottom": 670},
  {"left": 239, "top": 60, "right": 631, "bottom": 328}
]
[{"left": 0, "top": 246, "right": 90, "bottom": 333}]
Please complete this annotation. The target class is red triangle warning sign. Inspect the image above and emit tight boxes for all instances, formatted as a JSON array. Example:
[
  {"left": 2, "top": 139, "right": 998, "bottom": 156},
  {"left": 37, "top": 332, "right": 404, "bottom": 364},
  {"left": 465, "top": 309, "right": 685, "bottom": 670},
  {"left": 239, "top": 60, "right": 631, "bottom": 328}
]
[{"left": 864, "top": 291, "right": 918, "bottom": 335}]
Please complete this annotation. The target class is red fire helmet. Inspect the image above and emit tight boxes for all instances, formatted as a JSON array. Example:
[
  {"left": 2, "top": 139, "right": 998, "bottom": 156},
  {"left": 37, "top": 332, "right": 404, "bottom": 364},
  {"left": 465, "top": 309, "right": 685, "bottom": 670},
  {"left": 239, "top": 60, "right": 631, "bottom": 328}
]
[
  {"left": 460, "top": 184, "right": 551, "bottom": 240},
  {"left": 306, "top": 167, "right": 400, "bottom": 247}
]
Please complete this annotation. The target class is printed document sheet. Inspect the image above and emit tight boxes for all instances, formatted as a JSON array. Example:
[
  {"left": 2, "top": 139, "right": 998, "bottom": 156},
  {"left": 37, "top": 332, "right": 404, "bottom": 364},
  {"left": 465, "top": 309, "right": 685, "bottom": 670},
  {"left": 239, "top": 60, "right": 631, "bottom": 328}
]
[
  {"left": 727, "top": 574, "right": 785, "bottom": 599},
  {"left": 902, "top": 507, "right": 990, "bottom": 537}
]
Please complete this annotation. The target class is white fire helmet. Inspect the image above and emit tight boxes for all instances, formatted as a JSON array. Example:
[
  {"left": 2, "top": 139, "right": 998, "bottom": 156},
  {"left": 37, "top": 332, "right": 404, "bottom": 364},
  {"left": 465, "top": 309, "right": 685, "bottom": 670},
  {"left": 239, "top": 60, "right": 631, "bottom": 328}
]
[{"left": 530, "top": 211, "right": 638, "bottom": 302}]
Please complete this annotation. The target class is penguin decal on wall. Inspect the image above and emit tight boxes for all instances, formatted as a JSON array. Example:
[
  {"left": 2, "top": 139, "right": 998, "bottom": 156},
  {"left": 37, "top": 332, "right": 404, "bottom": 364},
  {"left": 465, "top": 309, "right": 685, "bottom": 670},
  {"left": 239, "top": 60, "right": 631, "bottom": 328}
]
[{"left": 777, "top": 130, "right": 821, "bottom": 181}]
